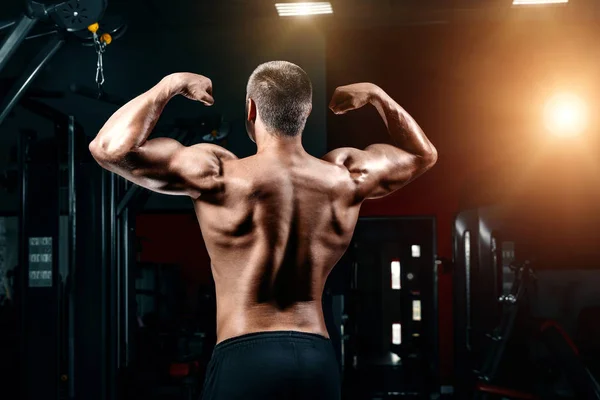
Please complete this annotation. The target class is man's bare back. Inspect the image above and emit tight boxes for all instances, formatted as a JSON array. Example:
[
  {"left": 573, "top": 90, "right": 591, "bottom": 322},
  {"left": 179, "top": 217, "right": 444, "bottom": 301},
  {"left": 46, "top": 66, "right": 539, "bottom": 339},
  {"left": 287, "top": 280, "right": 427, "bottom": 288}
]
[
  {"left": 89, "top": 61, "right": 436, "bottom": 399},
  {"left": 193, "top": 151, "right": 361, "bottom": 342}
]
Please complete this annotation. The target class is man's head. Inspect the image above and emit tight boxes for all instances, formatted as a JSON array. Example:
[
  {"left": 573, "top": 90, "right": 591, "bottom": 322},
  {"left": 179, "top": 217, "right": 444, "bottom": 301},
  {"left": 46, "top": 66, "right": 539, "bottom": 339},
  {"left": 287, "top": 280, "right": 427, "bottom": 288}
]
[{"left": 245, "top": 61, "right": 312, "bottom": 142}]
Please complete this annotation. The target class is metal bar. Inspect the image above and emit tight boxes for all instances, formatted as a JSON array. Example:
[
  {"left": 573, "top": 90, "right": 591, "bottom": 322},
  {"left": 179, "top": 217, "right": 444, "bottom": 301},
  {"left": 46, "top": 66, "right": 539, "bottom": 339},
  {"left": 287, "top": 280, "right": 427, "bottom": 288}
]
[
  {"left": 116, "top": 180, "right": 122, "bottom": 369},
  {"left": 122, "top": 207, "right": 130, "bottom": 366},
  {"left": 482, "top": 267, "right": 526, "bottom": 380},
  {"left": 18, "top": 129, "right": 30, "bottom": 400},
  {"left": 108, "top": 173, "right": 117, "bottom": 400},
  {"left": 0, "top": 20, "right": 16, "bottom": 31},
  {"left": 430, "top": 218, "right": 439, "bottom": 391},
  {"left": 0, "top": 35, "right": 65, "bottom": 127},
  {"left": 0, "top": 15, "right": 38, "bottom": 75},
  {"left": 100, "top": 169, "right": 107, "bottom": 400},
  {"left": 26, "top": 30, "right": 59, "bottom": 40},
  {"left": 54, "top": 113, "right": 62, "bottom": 400},
  {"left": 67, "top": 116, "right": 76, "bottom": 397},
  {"left": 116, "top": 186, "right": 138, "bottom": 218},
  {"left": 68, "top": 117, "right": 76, "bottom": 278}
]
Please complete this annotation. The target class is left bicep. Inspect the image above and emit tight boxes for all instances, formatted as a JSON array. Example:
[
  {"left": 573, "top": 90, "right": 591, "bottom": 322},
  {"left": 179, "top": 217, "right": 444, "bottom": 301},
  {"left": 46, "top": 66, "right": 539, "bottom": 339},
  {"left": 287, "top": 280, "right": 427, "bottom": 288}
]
[{"left": 101, "top": 138, "right": 236, "bottom": 198}]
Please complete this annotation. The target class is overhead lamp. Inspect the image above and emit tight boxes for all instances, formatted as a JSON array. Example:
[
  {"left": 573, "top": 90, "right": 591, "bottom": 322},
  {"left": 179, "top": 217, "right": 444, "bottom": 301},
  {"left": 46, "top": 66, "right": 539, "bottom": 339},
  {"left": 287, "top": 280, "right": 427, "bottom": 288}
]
[
  {"left": 513, "top": 0, "right": 568, "bottom": 5},
  {"left": 275, "top": 2, "right": 333, "bottom": 17}
]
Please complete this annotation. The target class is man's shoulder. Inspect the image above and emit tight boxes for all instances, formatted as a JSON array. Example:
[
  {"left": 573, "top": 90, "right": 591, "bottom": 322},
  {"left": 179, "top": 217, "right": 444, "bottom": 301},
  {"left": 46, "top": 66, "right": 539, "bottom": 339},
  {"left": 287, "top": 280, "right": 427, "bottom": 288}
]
[
  {"left": 190, "top": 143, "right": 239, "bottom": 162},
  {"left": 320, "top": 147, "right": 365, "bottom": 168}
]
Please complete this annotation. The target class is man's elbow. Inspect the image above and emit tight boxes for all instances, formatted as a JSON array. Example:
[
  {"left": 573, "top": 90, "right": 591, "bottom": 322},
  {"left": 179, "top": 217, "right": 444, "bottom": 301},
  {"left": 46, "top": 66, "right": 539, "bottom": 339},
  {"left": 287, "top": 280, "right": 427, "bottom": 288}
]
[
  {"left": 89, "top": 137, "right": 128, "bottom": 165},
  {"left": 89, "top": 140, "right": 111, "bottom": 166},
  {"left": 419, "top": 146, "right": 438, "bottom": 169},
  {"left": 427, "top": 146, "right": 438, "bottom": 167}
]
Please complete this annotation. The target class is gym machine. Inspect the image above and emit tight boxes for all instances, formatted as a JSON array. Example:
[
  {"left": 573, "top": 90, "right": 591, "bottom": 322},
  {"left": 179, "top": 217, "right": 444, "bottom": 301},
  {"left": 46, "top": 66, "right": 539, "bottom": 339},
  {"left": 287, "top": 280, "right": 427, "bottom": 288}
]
[
  {"left": 0, "top": 2, "right": 127, "bottom": 399},
  {"left": 9, "top": 96, "right": 205, "bottom": 400},
  {"left": 0, "top": 0, "right": 126, "bottom": 128},
  {"left": 0, "top": 59, "right": 206, "bottom": 400},
  {"left": 454, "top": 205, "right": 600, "bottom": 399},
  {"left": 332, "top": 216, "right": 439, "bottom": 399}
]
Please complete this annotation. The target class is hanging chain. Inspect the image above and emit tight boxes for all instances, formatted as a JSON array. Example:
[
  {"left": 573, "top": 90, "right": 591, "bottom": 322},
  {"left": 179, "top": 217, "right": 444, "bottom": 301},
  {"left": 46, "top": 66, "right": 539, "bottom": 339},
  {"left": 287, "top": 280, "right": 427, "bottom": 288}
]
[
  {"left": 94, "top": 33, "right": 107, "bottom": 95},
  {"left": 88, "top": 23, "right": 112, "bottom": 97}
]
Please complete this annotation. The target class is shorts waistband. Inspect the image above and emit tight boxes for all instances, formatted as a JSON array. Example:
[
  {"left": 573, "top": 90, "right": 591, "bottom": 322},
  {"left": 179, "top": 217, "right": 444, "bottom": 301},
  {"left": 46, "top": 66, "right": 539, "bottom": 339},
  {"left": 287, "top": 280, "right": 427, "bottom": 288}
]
[{"left": 214, "top": 331, "right": 330, "bottom": 354}]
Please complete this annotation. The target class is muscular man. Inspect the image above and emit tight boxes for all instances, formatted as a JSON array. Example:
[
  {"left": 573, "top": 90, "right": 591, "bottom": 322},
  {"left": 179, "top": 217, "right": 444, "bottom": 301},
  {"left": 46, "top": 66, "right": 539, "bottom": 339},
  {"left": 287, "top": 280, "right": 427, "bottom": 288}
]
[{"left": 90, "top": 61, "right": 437, "bottom": 399}]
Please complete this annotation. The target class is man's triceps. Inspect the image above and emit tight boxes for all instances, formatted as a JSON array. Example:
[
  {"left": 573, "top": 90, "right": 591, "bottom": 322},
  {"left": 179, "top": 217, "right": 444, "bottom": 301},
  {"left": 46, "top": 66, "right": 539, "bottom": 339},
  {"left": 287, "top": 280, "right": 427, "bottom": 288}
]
[
  {"left": 170, "top": 144, "right": 237, "bottom": 197},
  {"left": 147, "top": 143, "right": 237, "bottom": 198},
  {"left": 102, "top": 140, "right": 233, "bottom": 198},
  {"left": 353, "top": 144, "right": 427, "bottom": 200}
]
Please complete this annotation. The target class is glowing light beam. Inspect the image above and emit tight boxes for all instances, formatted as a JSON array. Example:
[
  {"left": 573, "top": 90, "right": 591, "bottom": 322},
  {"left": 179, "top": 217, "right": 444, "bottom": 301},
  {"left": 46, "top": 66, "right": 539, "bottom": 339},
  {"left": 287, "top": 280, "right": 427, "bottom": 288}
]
[
  {"left": 275, "top": 2, "right": 333, "bottom": 17},
  {"left": 544, "top": 93, "right": 587, "bottom": 138}
]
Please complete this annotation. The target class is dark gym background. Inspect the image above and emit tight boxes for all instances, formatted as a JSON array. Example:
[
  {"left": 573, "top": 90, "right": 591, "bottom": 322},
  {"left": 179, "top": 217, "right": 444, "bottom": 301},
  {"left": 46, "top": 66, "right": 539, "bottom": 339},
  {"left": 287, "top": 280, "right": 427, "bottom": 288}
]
[{"left": 2, "top": 0, "right": 600, "bottom": 399}]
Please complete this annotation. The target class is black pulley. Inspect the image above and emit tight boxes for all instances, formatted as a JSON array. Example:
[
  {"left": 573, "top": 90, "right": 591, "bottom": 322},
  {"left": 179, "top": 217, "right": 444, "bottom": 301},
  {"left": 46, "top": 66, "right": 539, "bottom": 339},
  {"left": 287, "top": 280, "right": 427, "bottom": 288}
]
[
  {"left": 34, "top": 0, "right": 67, "bottom": 4},
  {"left": 71, "top": 15, "right": 128, "bottom": 45},
  {"left": 51, "top": 0, "right": 107, "bottom": 32}
]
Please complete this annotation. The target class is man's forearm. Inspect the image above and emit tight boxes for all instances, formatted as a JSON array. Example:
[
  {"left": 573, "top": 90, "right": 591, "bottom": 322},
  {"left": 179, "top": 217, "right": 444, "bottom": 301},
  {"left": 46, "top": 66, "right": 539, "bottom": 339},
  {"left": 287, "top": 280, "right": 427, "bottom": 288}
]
[
  {"left": 89, "top": 75, "right": 181, "bottom": 163},
  {"left": 369, "top": 86, "right": 437, "bottom": 161}
]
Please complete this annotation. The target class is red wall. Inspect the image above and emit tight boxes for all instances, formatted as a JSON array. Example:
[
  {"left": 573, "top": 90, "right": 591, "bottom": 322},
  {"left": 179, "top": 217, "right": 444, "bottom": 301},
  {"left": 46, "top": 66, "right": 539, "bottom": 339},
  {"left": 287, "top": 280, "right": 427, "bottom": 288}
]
[{"left": 136, "top": 213, "right": 212, "bottom": 314}]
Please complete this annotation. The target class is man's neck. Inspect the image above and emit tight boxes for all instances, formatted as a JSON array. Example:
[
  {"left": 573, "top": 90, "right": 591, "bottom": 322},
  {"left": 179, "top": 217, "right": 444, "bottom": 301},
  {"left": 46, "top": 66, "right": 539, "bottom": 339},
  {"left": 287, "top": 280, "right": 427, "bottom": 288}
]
[{"left": 255, "top": 130, "right": 306, "bottom": 156}]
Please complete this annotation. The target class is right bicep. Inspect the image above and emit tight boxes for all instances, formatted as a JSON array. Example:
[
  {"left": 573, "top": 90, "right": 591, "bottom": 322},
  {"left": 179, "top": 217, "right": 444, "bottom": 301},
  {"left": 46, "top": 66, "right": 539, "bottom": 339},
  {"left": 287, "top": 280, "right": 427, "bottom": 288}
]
[{"left": 322, "top": 144, "right": 427, "bottom": 201}]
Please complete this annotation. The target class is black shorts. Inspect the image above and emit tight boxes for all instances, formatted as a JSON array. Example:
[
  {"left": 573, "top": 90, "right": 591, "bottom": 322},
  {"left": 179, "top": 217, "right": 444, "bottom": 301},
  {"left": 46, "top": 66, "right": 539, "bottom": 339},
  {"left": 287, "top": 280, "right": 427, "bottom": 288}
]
[{"left": 201, "top": 331, "right": 341, "bottom": 400}]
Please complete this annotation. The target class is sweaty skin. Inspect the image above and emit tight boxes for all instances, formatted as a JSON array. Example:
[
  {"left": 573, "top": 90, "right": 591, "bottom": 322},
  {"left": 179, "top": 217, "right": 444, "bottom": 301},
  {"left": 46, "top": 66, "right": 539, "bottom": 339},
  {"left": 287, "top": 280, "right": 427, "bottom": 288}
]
[{"left": 90, "top": 73, "right": 437, "bottom": 343}]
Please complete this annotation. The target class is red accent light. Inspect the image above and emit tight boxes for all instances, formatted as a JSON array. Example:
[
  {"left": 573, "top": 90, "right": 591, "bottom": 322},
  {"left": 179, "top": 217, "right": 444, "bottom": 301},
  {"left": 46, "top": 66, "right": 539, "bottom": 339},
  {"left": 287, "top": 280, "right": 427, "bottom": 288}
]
[
  {"left": 540, "top": 320, "right": 579, "bottom": 356},
  {"left": 169, "top": 361, "right": 199, "bottom": 378},
  {"left": 476, "top": 383, "right": 539, "bottom": 399}
]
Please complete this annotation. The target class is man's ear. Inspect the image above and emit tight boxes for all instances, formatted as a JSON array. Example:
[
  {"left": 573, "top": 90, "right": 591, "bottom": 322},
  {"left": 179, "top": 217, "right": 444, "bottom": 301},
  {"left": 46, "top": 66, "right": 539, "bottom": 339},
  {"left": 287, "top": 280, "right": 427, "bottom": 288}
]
[{"left": 247, "top": 98, "right": 257, "bottom": 122}]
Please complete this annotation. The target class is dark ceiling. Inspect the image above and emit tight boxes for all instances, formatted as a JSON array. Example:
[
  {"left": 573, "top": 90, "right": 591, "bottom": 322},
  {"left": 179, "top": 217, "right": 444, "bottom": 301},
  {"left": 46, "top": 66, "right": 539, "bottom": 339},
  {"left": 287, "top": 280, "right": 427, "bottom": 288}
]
[
  {"left": 3, "top": 0, "right": 600, "bottom": 32},
  {"left": 109, "top": 0, "right": 600, "bottom": 27}
]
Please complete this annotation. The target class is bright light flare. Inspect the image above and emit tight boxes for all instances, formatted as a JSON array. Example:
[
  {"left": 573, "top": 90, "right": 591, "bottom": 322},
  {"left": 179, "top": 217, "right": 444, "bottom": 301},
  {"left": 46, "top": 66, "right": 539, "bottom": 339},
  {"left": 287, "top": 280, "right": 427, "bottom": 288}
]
[
  {"left": 411, "top": 245, "right": 421, "bottom": 258},
  {"left": 391, "top": 260, "right": 401, "bottom": 290},
  {"left": 412, "top": 300, "right": 422, "bottom": 321},
  {"left": 513, "top": 0, "right": 568, "bottom": 5},
  {"left": 392, "top": 323, "right": 402, "bottom": 345},
  {"left": 543, "top": 93, "right": 587, "bottom": 137},
  {"left": 275, "top": 2, "right": 333, "bottom": 17}
]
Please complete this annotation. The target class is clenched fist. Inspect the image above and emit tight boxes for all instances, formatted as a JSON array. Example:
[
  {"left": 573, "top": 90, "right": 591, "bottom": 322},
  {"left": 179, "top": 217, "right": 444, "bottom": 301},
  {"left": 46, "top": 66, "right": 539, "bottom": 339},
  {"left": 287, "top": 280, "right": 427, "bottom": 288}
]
[
  {"left": 329, "top": 83, "right": 379, "bottom": 115},
  {"left": 167, "top": 72, "right": 214, "bottom": 106}
]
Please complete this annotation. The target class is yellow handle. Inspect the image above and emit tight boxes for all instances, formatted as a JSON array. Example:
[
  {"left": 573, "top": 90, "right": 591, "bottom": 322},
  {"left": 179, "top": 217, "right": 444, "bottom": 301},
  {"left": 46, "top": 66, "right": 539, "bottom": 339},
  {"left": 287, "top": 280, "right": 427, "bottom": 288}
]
[
  {"left": 87, "top": 23, "right": 100, "bottom": 33},
  {"left": 101, "top": 33, "right": 113, "bottom": 45}
]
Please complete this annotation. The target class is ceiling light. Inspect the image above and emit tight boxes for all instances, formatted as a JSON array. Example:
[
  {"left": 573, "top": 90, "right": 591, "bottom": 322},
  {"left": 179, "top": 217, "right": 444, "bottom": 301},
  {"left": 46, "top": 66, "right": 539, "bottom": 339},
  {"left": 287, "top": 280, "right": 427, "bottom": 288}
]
[
  {"left": 513, "top": 0, "right": 568, "bottom": 5},
  {"left": 275, "top": 2, "right": 333, "bottom": 17},
  {"left": 543, "top": 93, "right": 587, "bottom": 138}
]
